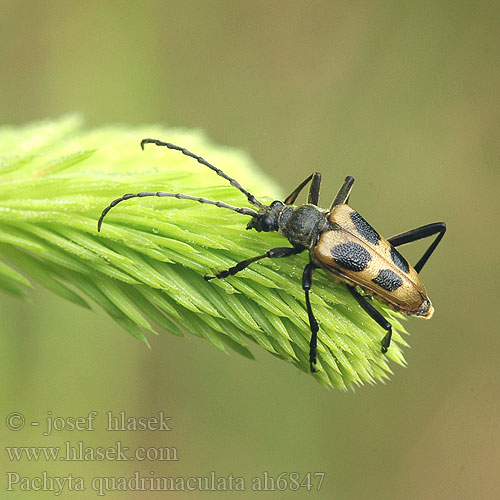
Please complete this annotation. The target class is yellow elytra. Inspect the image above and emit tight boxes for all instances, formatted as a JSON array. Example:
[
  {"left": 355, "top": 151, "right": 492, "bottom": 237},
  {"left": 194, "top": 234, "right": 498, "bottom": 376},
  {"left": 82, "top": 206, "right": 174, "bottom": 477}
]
[{"left": 314, "top": 204, "right": 433, "bottom": 319}]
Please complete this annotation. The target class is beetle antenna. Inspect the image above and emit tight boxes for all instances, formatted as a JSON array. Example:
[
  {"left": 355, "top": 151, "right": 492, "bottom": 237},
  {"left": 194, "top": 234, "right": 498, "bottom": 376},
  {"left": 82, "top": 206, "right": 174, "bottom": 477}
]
[
  {"left": 97, "top": 191, "right": 258, "bottom": 232},
  {"left": 141, "top": 138, "right": 264, "bottom": 208}
]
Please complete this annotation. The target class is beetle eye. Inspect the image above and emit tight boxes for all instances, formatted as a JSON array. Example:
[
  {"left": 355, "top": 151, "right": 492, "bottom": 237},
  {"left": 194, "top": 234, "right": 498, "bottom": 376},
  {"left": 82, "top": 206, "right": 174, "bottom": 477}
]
[{"left": 261, "top": 216, "right": 272, "bottom": 230}]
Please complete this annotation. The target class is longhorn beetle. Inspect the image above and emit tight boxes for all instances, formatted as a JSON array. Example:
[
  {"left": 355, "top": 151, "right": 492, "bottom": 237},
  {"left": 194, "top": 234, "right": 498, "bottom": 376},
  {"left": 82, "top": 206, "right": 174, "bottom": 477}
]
[{"left": 98, "top": 139, "right": 446, "bottom": 372}]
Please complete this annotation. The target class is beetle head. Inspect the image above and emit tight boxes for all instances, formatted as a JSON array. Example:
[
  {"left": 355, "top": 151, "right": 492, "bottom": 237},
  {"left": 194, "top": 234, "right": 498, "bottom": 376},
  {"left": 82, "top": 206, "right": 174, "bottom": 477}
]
[{"left": 247, "top": 200, "right": 284, "bottom": 232}]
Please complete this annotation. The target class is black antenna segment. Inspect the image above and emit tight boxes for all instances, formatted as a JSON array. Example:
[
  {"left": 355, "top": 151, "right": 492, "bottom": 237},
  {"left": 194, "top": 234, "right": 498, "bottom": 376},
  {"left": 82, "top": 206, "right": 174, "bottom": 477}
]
[
  {"left": 97, "top": 138, "right": 264, "bottom": 231},
  {"left": 141, "top": 138, "right": 264, "bottom": 208},
  {"left": 97, "top": 191, "right": 258, "bottom": 232}
]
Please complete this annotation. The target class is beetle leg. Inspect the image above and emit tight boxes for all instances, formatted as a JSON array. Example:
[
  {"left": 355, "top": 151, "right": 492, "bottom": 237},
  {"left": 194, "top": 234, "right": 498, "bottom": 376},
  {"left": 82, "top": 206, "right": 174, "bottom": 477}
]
[
  {"left": 302, "top": 262, "right": 319, "bottom": 372},
  {"left": 307, "top": 173, "right": 322, "bottom": 205},
  {"left": 283, "top": 172, "right": 321, "bottom": 205},
  {"left": 330, "top": 176, "right": 355, "bottom": 209},
  {"left": 388, "top": 222, "right": 446, "bottom": 273},
  {"left": 204, "top": 246, "right": 304, "bottom": 280},
  {"left": 347, "top": 285, "right": 393, "bottom": 353}
]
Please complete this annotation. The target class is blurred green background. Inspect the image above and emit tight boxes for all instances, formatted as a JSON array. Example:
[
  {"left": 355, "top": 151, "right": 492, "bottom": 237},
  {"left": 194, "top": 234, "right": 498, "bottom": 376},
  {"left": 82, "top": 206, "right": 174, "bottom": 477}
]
[{"left": 1, "top": 1, "right": 499, "bottom": 498}]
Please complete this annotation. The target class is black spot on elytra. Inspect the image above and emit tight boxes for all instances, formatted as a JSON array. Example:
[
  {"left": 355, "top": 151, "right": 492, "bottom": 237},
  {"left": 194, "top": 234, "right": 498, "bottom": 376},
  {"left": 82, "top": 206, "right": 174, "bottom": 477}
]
[
  {"left": 372, "top": 269, "right": 403, "bottom": 291},
  {"left": 350, "top": 212, "right": 380, "bottom": 245},
  {"left": 390, "top": 246, "right": 410, "bottom": 274},
  {"left": 331, "top": 242, "right": 371, "bottom": 272}
]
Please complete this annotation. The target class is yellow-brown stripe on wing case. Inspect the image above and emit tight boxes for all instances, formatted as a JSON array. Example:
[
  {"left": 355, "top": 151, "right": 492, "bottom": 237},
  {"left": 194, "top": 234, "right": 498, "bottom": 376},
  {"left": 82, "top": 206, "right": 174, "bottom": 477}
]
[
  {"left": 312, "top": 211, "right": 432, "bottom": 316},
  {"left": 331, "top": 205, "right": 424, "bottom": 289}
]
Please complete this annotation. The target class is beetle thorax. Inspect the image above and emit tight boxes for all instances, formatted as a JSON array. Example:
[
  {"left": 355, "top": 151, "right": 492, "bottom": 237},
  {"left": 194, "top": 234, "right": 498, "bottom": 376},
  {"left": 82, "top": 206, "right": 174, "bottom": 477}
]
[
  {"left": 247, "top": 201, "right": 327, "bottom": 248},
  {"left": 279, "top": 204, "right": 328, "bottom": 247}
]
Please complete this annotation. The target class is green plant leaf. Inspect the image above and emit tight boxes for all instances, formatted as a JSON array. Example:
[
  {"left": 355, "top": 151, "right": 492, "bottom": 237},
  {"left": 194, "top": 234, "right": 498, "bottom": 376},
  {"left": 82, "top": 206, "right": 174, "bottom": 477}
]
[{"left": 0, "top": 116, "right": 410, "bottom": 389}]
